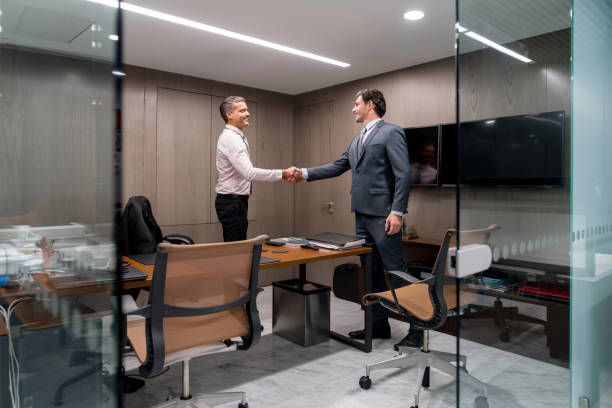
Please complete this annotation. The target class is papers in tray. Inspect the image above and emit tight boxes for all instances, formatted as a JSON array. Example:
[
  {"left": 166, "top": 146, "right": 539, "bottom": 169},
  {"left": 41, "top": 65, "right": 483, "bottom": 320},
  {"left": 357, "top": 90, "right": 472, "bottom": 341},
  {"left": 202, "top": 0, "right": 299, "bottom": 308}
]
[{"left": 268, "top": 237, "right": 310, "bottom": 246}]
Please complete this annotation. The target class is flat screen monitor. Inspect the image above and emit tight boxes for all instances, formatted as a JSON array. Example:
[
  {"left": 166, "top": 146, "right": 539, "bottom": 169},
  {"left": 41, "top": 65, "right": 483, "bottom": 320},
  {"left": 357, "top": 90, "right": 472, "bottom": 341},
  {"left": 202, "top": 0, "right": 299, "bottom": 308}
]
[
  {"left": 440, "top": 123, "right": 458, "bottom": 185},
  {"left": 403, "top": 125, "right": 439, "bottom": 186},
  {"left": 440, "top": 111, "right": 565, "bottom": 187}
]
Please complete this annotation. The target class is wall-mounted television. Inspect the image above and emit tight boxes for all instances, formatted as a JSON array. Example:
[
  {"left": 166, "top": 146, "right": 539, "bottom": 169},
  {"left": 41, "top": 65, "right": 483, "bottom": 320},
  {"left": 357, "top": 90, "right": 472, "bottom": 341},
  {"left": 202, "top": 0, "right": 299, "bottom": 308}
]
[
  {"left": 439, "top": 123, "right": 458, "bottom": 186},
  {"left": 403, "top": 125, "right": 439, "bottom": 186},
  {"left": 439, "top": 111, "right": 565, "bottom": 187}
]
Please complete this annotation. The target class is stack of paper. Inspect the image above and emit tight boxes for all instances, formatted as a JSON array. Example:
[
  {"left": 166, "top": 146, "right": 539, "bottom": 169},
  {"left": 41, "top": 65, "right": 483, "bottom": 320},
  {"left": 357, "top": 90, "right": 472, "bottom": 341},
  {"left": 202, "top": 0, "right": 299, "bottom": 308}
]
[{"left": 268, "top": 237, "right": 310, "bottom": 246}]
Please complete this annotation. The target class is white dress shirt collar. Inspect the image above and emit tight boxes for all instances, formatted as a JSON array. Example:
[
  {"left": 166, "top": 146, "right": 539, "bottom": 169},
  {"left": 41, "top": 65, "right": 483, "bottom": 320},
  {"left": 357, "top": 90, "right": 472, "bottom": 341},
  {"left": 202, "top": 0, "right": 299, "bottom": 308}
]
[
  {"left": 225, "top": 124, "right": 245, "bottom": 136},
  {"left": 364, "top": 117, "right": 382, "bottom": 132}
]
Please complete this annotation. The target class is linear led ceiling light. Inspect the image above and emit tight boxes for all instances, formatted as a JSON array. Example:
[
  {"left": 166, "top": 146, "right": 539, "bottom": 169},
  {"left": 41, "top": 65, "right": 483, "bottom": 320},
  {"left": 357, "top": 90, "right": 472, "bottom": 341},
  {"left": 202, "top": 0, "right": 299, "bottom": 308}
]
[
  {"left": 86, "top": 0, "right": 350, "bottom": 68},
  {"left": 455, "top": 23, "right": 532, "bottom": 63}
]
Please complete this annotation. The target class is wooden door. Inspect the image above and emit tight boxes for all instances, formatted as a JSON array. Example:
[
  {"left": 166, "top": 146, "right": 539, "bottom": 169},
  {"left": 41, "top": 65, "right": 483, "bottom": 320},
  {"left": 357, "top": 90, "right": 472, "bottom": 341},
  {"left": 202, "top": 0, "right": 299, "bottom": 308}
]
[
  {"left": 156, "top": 88, "right": 211, "bottom": 226},
  {"left": 294, "top": 101, "right": 337, "bottom": 236}
]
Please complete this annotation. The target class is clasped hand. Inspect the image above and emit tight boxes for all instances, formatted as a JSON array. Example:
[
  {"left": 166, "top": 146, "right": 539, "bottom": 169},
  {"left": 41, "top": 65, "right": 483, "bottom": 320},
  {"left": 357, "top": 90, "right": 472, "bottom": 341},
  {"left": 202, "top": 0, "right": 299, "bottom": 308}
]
[{"left": 282, "top": 167, "right": 303, "bottom": 184}]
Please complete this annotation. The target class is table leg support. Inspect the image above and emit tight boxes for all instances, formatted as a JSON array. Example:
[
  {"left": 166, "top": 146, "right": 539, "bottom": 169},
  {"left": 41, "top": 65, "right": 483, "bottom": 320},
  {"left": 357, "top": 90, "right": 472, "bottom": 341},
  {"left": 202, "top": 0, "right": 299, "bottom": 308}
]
[{"left": 329, "top": 252, "right": 372, "bottom": 352}]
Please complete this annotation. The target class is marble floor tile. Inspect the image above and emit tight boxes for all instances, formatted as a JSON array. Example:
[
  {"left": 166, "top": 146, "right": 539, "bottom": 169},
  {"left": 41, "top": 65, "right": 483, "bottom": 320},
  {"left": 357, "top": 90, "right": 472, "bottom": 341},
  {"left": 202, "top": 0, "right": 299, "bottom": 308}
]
[{"left": 124, "top": 286, "right": 570, "bottom": 408}]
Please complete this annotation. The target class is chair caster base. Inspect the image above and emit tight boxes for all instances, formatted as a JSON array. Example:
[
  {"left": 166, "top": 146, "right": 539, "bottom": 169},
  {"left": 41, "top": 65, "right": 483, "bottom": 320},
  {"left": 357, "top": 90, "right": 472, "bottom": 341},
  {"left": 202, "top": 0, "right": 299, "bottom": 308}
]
[
  {"left": 238, "top": 403, "right": 249, "bottom": 408},
  {"left": 359, "top": 376, "right": 372, "bottom": 390}
]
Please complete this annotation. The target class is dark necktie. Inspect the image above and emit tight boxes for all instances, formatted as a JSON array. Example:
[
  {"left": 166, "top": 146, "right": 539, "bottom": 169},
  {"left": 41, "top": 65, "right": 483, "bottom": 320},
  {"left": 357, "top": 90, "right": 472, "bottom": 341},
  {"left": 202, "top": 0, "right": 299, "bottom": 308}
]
[
  {"left": 241, "top": 134, "right": 250, "bottom": 156},
  {"left": 357, "top": 127, "right": 367, "bottom": 156}
]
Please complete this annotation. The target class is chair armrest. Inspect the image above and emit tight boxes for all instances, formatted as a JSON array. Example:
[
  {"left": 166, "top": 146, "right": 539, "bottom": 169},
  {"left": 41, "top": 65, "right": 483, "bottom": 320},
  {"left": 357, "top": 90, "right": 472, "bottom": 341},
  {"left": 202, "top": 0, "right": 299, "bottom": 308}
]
[
  {"left": 163, "top": 234, "right": 194, "bottom": 245},
  {"left": 405, "top": 263, "right": 435, "bottom": 274},
  {"left": 387, "top": 270, "right": 436, "bottom": 285}
]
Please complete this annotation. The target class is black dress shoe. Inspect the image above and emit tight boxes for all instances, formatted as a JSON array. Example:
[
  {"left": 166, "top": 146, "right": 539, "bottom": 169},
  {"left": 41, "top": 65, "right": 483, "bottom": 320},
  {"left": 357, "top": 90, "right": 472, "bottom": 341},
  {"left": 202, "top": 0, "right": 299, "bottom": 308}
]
[
  {"left": 348, "top": 325, "right": 391, "bottom": 340},
  {"left": 393, "top": 329, "right": 424, "bottom": 351}
]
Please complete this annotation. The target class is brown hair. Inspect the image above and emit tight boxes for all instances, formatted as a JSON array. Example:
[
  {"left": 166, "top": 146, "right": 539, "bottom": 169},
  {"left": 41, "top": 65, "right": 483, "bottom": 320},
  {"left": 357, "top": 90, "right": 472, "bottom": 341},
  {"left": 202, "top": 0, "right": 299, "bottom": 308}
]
[{"left": 356, "top": 89, "right": 386, "bottom": 117}]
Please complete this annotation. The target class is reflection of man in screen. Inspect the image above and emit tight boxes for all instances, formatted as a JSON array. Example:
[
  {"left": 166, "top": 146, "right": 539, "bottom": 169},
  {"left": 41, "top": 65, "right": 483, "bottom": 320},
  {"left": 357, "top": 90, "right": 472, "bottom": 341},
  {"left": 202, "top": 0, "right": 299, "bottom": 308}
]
[{"left": 410, "top": 141, "right": 437, "bottom": 184}]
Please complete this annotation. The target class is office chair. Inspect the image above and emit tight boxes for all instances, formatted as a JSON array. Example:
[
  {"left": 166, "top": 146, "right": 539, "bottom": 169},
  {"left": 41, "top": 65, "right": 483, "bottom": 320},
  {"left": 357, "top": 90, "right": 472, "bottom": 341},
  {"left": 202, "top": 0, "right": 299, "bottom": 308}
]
[
  {"left": 358, "top": 225, "right": 498, "bottom": 408},
  {"left": 124, "top": 235, "right": 267, "bottom": 408}
]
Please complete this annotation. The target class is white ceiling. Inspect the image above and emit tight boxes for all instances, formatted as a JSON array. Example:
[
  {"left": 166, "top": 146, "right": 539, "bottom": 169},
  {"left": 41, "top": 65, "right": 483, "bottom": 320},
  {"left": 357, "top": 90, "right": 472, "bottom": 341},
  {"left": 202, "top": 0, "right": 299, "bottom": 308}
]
[
  {"left": 122, "top": 0, "right": 457, "bottom": 95},
  {"left": 1, "top": 0, "right": 571, "bottom": 95}
]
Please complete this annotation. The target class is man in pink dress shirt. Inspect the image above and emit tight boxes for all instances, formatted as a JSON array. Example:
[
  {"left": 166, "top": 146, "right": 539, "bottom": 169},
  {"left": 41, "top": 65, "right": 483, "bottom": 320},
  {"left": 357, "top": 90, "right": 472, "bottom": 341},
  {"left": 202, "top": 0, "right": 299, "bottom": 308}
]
[{"left": 215, "top": 96, "right": 295, "bottom": 241}]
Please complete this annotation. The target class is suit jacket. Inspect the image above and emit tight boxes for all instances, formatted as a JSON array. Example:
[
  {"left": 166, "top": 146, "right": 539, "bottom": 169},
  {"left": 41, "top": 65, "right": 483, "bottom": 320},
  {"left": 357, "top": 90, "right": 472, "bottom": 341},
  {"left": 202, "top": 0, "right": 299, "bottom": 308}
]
[
  {"left": 119, "top": 196, "right": 163, "bottom": 255},
  {"left": 307, "top": 120, "right": 410, "bottom": 217}
]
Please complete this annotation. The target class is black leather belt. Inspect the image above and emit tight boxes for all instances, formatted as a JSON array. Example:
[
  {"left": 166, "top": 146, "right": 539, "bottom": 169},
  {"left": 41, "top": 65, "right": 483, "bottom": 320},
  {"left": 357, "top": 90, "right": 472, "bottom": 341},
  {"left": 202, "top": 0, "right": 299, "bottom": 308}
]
[{"left": 217, "top": 193, "right": 249, "bottom": 200}]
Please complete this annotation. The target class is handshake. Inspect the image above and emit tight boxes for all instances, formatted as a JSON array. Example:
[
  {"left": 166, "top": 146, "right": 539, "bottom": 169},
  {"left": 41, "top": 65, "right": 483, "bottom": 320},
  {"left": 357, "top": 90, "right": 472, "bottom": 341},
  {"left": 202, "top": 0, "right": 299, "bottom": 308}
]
[{"left": 281, "top": 167, "right": 304, "bottom": 184}]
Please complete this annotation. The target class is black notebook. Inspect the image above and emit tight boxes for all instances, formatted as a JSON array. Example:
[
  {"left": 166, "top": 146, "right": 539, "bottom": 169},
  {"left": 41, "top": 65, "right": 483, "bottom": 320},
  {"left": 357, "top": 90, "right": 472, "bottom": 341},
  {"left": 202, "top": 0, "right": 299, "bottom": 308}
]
[
  {"left": 129, "top": 253, "right": 156, "bottom": 265},
  {"left": 306, "top": 232, "right": 365, "bottom": 249},
  {"left": 260, "top": 256, "right": 280, "bottom": 264},
  {"left": 122, "top": 266, "right": 148, "bottom": 282}
]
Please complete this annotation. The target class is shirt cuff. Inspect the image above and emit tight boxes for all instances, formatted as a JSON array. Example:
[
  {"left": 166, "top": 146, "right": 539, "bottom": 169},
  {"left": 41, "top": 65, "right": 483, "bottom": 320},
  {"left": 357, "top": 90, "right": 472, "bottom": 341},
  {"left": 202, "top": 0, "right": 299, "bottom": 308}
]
[
  {"left": 391, "top": 210, "right": 403, "bottom": 216},
  {"left": 302, "top": 168, "right": 309, "bottom": 180}
]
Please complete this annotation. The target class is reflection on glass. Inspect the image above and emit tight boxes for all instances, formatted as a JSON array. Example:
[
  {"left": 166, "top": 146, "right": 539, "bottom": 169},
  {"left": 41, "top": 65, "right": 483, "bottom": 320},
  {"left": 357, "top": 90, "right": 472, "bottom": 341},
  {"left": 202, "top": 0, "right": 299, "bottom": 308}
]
[
  {"left": 411, "top": 141, "right": 438, "bottom": 184},
  {"left": 456, "top": 0, "right": 572, "bottom": 407},
  {"left": 404, "top": 126, "right": 439, "bottom": 186},
  {"left": 0, "top": 0, "right": 119, "bottom": 407}
]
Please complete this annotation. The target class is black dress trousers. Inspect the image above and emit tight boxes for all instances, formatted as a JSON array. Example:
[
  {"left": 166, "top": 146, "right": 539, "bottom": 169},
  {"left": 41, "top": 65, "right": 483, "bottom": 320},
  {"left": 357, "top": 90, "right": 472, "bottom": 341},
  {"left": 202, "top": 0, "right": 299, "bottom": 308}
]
[{"left": 215, "top": 194, "right": 249, "bottom": 242}]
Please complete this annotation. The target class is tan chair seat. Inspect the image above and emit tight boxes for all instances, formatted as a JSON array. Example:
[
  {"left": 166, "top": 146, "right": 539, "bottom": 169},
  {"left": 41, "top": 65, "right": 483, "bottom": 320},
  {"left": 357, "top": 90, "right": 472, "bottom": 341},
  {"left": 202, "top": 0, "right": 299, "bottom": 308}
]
[
  {"left": 365, "top": 284, "right": 479, "bottom": 321},
  {"left": 127, "top": 308, "right": 249, "bottom": 364}
]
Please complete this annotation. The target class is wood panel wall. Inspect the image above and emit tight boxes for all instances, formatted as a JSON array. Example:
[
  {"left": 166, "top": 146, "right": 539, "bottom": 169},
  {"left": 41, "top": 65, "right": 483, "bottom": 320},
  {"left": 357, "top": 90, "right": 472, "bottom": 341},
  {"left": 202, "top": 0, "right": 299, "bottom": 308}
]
[
  {"left": 122, "top": 65, "right": 296, "bottom": 284},
  {"left": 2, "top": 29, "right": 570, "bottom": 287},
  {"left": 0, "top": 47, "right": 114, "bottom": 228},
  {"left": 293, "top": 29, "right": 571, "bottom": 283}
]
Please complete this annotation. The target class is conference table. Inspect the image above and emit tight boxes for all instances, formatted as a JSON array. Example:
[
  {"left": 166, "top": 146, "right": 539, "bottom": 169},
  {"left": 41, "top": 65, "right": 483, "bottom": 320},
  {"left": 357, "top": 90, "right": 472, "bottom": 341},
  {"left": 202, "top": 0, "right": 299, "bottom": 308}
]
[
  {"left": 124, "top": 243, "right": 375, "bottom": 352},
  {"left": 0, "top": 243, "right": 374, "bottom": 352}
]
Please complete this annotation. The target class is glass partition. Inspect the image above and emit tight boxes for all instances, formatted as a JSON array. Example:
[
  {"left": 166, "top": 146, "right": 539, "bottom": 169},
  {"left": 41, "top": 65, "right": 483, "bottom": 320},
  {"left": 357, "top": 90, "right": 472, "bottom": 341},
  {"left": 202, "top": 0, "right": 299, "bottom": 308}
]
[
  {"left": 570, "top": 1, "right": 612, "bottom": 407},
  {"left": 0, "top": 0, "right": 121, "bottom": 407},
  {"left": 456, "top": 0, "right": 572, "bottom": 406}
]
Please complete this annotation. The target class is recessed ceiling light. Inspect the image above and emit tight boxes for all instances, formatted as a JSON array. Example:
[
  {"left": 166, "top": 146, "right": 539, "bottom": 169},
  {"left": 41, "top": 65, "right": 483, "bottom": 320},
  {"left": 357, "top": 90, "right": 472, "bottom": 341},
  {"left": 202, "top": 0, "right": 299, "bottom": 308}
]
[
  {"left": 86, "top": 0, "right": 350, "bottom": 68},
  {"left": 404, "top": 10, "right": 424, "bottom": 21}
]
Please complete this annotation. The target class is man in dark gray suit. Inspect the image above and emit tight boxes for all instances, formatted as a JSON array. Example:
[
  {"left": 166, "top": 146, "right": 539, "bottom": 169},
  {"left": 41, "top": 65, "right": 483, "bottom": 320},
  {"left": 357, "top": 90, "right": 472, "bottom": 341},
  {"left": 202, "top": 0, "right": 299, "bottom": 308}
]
[{"left": 294, "top": 89, "right": 423, "bottom": 349}]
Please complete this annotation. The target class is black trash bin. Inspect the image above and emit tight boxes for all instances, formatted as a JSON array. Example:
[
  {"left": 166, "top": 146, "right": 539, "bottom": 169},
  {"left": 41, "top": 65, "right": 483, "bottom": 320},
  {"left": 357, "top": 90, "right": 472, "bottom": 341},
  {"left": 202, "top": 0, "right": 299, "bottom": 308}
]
[{"left": 272, "top": 279, "right": 331, "bottom": 347}]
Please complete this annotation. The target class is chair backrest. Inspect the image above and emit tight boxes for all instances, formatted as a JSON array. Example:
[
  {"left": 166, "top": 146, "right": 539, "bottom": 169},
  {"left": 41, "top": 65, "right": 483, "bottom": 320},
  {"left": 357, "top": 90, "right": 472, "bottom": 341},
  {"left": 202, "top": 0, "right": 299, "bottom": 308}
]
[
  {"left": 139, "top": 235, "right": 266, "bottom": 376},
  {"left": 410, "top": 224, "right": 498, "bottom": 330}
]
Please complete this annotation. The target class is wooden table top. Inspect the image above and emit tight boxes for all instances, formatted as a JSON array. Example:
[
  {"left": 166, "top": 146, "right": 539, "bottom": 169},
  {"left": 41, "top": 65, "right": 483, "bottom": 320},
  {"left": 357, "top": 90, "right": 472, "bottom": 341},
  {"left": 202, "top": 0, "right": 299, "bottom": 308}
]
[
  {"left": 0, "top": 245, "right": 373, "bottom": 301},
  {"left": 122, "top": 244, "right": 372, "bottom": 289},
  {"left": 259, "top": 244, "right": 371, "bottom": 269},
  {"left": 0, "top": 246, "right": 372, "bottom": 333},
  {"left": 401, "top": 236, "right": 442, "bottom": 248}
]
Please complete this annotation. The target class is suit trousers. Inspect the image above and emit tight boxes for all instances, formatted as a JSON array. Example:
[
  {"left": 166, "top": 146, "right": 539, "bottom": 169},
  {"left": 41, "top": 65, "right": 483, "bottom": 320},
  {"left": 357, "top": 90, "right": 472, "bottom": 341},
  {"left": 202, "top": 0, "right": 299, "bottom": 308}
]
[
  {"left": 215, "top": 194, "right": 249, "bottom": 242},
  {"left": 355, "top": 211, "right": 405, "bottom": 329}
]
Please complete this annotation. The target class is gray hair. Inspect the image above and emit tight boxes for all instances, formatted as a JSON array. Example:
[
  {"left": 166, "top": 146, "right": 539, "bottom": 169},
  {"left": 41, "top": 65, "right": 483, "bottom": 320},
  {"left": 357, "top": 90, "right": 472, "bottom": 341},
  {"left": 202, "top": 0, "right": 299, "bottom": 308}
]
[{"left": 220, "top": 96, "right": 246, "bottom": 123}]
